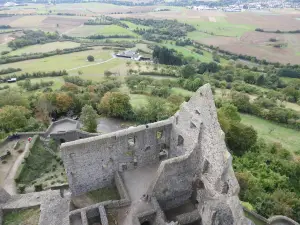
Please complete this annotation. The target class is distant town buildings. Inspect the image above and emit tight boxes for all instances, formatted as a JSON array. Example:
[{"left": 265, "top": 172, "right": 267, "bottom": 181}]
[{"left": 190, "top": 0, "right": 300, "bottom": 12}]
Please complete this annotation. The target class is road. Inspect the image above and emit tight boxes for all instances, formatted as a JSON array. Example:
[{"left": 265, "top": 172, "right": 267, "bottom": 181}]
[
  {"left": 67, "top": 57, "right": 115, "bottom": 71},
  {"left": 3, "top": 141, "right": 30, "bottom": 195}
]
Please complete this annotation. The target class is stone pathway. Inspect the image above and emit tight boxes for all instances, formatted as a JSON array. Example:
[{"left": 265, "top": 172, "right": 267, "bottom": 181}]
[{"left": 3, "top": 141, "right": 30, "bottom": 195}]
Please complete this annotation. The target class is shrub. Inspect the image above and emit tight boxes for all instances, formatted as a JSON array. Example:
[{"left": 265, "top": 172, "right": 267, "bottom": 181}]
[
  {"left": 18, "top": 184, "right": 26, "bottom": 194},
  {"left": 34, "top": 184, "right": 43, "bottom": 192},
  {"left": 87, "top": 55, "right": 95, "bottom": 62}
]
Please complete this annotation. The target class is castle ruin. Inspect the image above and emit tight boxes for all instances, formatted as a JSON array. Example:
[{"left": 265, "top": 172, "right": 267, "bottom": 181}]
[{"left": 60, "top": 84, "right": 252, "bottom": 225}]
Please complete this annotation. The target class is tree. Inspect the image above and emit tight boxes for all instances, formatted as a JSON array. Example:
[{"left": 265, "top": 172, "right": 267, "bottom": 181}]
[
  {"left": 226, "top": 123, "right": 257, "bottom": 156},
  {"left": 0, "top": 106, "right": 29, "bottom": 132},
  {"left": 244, "top": 74, "right": 256, "bottom": 84},
  {"left": 104, "top": 70, "right": 113, "bottom": 78},
  {"left": 98, "top": 92, "right": 132, "bottom": 119},
  {"left": 55, "top": 93, "right": 73, "bottom": 113},
  {"left": 80, "top": 105, "right": 97, "bottom": 132},
  {"left": 180, "top": 64, "right": 195, "bottom": 78},
  {"left": 87, "top": 55, "right": 95, "bottom": 62}
]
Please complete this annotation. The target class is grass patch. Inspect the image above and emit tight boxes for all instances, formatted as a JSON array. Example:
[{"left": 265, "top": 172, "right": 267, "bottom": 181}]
[
  {"left": 163, "top": 43, "right": 214, "bottom": 63},
  {"left": 87, "top": 186, "right": 120, "bottom": 203},
  {"left": 184, "top": 18, "right": 254, "bottom": 37},
  {"left": 18, "top": 138, "right": 54, "bottom": 184},
  {"left": 4, "top": 207, "right": 40, "bottom": 225},
  {"left": 0, "top": 47, "right": 112, "bottom": 76},
  {"left": 68, "top": 24, "right": 138, "bottom": 37},
  {"left": 7, "top": 41, "right": 80, "bottom": 56},
  {"left": 241, "top": 113, "right": 300, "bottom": 153},
  {"left": 130, "top": 94, "right": 148, "bottom": 109},
  {"left": 170, "top": 87, "right": 193, "bottom": 97},
  {"left": 17, "top": 138, "right": 66, "bottom": 188}
]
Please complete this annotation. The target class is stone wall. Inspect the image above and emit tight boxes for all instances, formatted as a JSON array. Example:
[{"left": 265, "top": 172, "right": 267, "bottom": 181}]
[
  {"left": 50, "top": 130, "right": 98, "bottom": 143},
  {"left": 148, "top": 84, "right": 249, "bottom": 225},
  {"left": 0, "top": 187, "right": 11, "bottom": 203},
  {"left": 60, "top": 119, "right": 172, "bottom": 196}
]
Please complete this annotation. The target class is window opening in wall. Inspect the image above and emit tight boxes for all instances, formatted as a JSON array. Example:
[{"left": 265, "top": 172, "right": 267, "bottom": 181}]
[
  {"left": 60, "top": 139, "right": 65, "bottom": 143},
  {"left": 141, "top": 221, "right": 151, "bottom": 225},
  {"left": 176, "top": 116, "right": 179, "bottom": 125},
  {"left": 190, "top": 122, "right": 197, "bottom": 128},
  {"left": 145, "top": 146, "right": 151, "bottom": 151},
  {"left": 195, "top": 109, "right": 200, "bottom": 115},
  {"left": 156, "top": 130, "right": 163, "bottom": 139},
  {"left": 177, "top": 135, "right": 184, "bottom": 146},
  {"left": 128, "top": 136, "right": 136, "bottom": 147},
  {"left": 122, "top": 164, "right": 127, "bottom": 171}
]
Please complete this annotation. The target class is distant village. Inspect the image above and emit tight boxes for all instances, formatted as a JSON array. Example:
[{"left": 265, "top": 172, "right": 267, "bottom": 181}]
[{"left": 190, "top": 0, "right": 300, "bottom": 12}]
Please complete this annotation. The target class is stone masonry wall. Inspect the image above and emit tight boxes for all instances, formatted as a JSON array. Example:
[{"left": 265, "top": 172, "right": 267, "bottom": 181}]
[
  {"left": 149, "top": 84, "right": 249, "bottom": 225},
  {"left": 60, "top": 120, "right": 172, "bottom": 196}
]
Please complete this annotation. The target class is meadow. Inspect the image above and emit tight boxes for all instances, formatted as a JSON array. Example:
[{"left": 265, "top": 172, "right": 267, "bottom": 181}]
[
  {"left": 7, "top": 41, "right": 80, "bottom": 56},
  {"left": 0, "top": 46, "right": 113, "bottom": 76},
  {"left": 67, "top": 24, "right": 139, "bottom": 37},
  {"left": 241, "top": 113, "right": 300, "bottom": 153}
]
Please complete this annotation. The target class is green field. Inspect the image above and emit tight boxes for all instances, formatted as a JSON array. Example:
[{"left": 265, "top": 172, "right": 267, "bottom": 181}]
[
  {"left": 241, "top": 114, "right": 300, "bottom": 152},
  {"left": 0, "top": 47, "right": 113, "bottom": 76},
  {"left": 3, "top": 207, "right": 40, "bottom": 225},
  {"left": 123, "top": 21, "right": 150, "bottom": 30},
  {"left": 8, "top": 41, "right": 81, "bottom": 56},
  {"left": 170, "top": 87, "right": 193, "bottom": 97},
  {"left": 184, "top": 18, "right": 254, "bottom": 37},
  {"left": 67, "top": 24, "right": 139, "bottom": 37},
  {"left": 163, "top": 44, "right": 214, "bottom": 63}
]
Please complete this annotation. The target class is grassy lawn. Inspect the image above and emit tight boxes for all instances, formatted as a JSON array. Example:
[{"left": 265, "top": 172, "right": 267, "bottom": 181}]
[
  {"left": 240, "top": 114, "right": 300, "bottom": 153},
  {"left": 0, "top": 47, "right": 112, "bottom": 75},
  {"left": 87, "top": 186, "right": 120, "bottom": 203},
  {"left": 130, "top": 94, "right": 148, "bottom": 109},
  {"left": 8, "top": 41, "right": 81, "bottom": 56},
  {"left": 170, "top": 87, "right": 193, "bottom": 97},
  {"left": 17, "top": 138, "right": 66, "bottom": 189},
  {"left": 4, "top": 207, "right": 40, "bottom": 225},
  {"left": 70, "top": 58, "right": 126, "bottom": 81},
  {"left": 67, "top": 24, "right": 138, "bottom": 37}
]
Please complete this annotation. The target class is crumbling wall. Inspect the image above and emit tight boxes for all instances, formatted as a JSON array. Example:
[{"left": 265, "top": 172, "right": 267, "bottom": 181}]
[
  {"left": 61, "top": 120, "right": 172, "bottom": 196},
  {"left": 50, "top": 130, "right": 98, "bottom": 143},
  {"left": 0, "top": 187, "right": 10, "bottom": 203},
  {"left": 149, "top": 84, "right": 249, "bottom": 225}
]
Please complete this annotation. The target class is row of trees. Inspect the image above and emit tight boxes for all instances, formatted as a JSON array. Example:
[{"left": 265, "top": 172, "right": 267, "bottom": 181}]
[
  {"left": 8, "top": 30, "right": 60, "bottom": 50},
  {"left": 0, "top": 46, "right": 92, "bottom": 65},
  {"left": 1, "top": 70, "right": 67, "bottom": 84},
  {"left": 0, "top": 68, "right": 21, "bottom": 75}
]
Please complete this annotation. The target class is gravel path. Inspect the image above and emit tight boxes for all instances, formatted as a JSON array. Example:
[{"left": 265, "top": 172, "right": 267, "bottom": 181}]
[{"left": 3, "top": 141, "right": 30, "bottom": 195}]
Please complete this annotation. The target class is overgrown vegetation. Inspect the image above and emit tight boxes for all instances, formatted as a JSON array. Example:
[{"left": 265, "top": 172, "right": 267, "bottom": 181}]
[{"left": 3, "top": 207, "right": 40, "bottom": 225}]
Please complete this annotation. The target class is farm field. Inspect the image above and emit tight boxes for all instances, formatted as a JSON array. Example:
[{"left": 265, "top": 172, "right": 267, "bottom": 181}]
[
  {"left": 241, "top": 113, "right": 300, "bottom": 153},
  {"left": 67, "top": 24, "right": 139, "bottom": 37},
  {"left": 7, "top": 41, "right": 81, "bottom": 56},
  {"left": 0, "top": 46, "right": 113, "bottom": 77}
]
